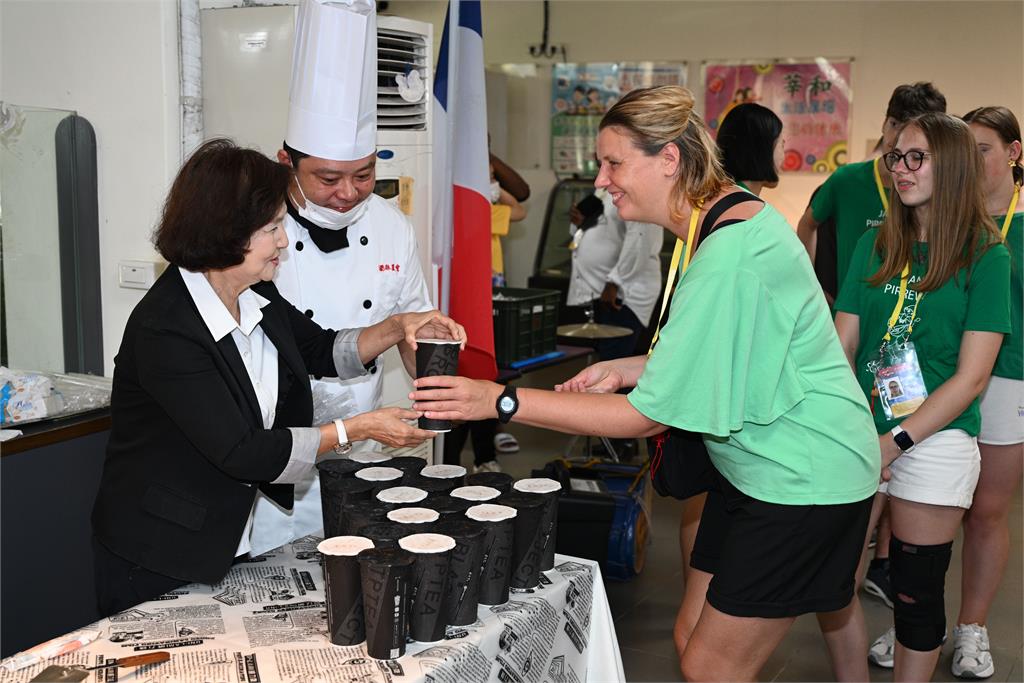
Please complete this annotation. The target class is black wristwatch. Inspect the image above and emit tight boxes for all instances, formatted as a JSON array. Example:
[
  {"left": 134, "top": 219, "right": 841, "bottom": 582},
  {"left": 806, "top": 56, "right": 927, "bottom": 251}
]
[
  {"left": 891, "top": 426, "right": 915, "bottom": 453},
  {"left": 495, "top": 385, "right": 519, "bottom": 424}
]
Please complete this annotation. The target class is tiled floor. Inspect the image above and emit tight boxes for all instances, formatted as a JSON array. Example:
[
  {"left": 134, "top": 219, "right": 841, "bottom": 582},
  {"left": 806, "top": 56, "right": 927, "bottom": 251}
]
[{"left": 447, "top": 357, "right": 1024, "bottom": 682}]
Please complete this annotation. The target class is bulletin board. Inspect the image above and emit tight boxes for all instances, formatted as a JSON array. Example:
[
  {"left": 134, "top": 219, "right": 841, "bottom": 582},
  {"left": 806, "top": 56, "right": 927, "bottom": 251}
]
[
  {"left": 702, "top": 59, "right": 852, "bottom": 173},
  {"left": 551, "top": 62, "right": 687, "bottom": 177}
]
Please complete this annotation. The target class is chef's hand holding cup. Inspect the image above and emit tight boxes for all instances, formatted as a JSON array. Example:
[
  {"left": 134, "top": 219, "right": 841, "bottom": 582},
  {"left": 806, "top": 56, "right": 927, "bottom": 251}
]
[{"left": 393, "top": 310, "right": 466, "bottom": 351}]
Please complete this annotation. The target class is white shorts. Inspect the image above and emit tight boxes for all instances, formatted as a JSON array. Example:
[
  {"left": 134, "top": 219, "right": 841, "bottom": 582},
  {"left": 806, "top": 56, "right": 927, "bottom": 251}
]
[
  {"left": 978, "top": 376, "right": 1024, "bottom": 445},
  {"left": 879, "top": 429, "right": 980, "bottom": 509}
]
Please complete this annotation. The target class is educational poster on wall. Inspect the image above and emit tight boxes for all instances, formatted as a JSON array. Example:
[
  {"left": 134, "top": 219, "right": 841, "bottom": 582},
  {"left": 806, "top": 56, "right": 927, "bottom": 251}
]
[
  {"left": 703, "top": 59, "right": 852, "bottom": 174},
  {"left": 551, "top": 62, "right": 687, "bottom": 177}
]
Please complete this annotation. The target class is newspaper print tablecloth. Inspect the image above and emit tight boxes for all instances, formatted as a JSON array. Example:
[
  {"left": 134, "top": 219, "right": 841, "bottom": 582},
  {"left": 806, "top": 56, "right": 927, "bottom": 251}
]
[{"left": 2, "top": 537, "right": 624, "bottom": 683}]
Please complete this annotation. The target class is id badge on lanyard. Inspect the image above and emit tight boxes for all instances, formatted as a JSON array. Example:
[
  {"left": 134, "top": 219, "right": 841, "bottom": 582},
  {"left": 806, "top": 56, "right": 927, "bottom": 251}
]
[{"left": 866, "top": 262, "right": 927, "bottom": 419}]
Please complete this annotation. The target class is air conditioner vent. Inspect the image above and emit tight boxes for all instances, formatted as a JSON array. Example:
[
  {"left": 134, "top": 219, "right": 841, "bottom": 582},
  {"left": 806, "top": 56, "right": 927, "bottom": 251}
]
[{"left": 377, "top": 27, "right": 428, "bottom": 130}]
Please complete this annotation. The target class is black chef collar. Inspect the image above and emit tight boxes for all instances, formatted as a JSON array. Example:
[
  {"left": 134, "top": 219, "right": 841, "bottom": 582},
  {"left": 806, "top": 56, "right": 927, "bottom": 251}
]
[{"left": 286, "top": 199, "right": 350, "bottom": 253}]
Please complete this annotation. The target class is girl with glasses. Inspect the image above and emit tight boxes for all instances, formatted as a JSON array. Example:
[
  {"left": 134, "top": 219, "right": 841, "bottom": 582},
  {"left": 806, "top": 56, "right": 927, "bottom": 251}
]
[
  {"left": 946, "top": 106, "right": 1023, "bottom": 680},
  {"left": 834, "top": 112, "right": 1011, "bottom": 680}
]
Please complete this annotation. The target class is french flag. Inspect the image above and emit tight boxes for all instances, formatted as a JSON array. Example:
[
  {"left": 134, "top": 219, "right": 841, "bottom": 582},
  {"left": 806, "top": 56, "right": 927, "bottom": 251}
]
[{"left": 431, "top": 0, "right": 496, "bottom": 381}]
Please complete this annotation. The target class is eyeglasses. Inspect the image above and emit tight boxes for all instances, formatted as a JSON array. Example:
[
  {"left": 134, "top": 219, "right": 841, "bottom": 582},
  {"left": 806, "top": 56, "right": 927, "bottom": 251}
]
[{"left": 883, "top": 150, "right": 932, "bottom": 172}]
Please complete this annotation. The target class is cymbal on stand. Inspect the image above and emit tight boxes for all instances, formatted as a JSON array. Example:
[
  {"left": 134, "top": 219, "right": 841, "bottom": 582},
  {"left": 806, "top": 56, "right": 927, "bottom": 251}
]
[{"left": 556, "top": 322, "right": 633, "bottom": 339}]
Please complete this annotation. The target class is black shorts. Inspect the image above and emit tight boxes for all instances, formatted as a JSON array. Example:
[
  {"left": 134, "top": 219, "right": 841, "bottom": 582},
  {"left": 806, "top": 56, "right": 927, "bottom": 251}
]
[
  {"left": 690, "top": 486, "right": 727, "bottom": 574},
  {"left": 696, "top": 474, "right": 872, "bottom": 618}
]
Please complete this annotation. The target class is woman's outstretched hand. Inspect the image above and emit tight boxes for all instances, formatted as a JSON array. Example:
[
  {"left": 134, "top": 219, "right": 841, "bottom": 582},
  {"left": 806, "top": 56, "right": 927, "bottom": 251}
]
[
  {"left": 410, "top": 376, "right": 502, "bottom": 422},
  {"left": 554, "top": 361, "right": 625, "bottom": 394}
]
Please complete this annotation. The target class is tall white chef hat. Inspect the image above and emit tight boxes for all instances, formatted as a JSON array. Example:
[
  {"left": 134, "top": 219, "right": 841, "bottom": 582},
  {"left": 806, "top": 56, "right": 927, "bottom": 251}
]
[{"left": 285, "top": 0, "right": 377, "bottom": 161}]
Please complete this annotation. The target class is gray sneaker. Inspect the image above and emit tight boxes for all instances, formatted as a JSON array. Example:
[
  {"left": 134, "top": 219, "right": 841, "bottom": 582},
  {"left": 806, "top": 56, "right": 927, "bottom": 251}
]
[
  {"left": 868, "top": 626, "right": 895, "bottom": 669},
  {"left": 472, "top": 460, "right": 502, "bottom": 474},
  {"left": 952, "top": 623, "right": 995, "bottom": 679}
]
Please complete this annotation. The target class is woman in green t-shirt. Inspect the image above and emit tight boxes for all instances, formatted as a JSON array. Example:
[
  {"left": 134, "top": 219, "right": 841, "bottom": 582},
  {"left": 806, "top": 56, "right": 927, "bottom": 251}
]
[
  {"left": 947, "top": 106, "right": 1023, "bottom": 680},
  {"left": 412, "top": 85, "right": 880, "bottom": 681},
  {"left": 834, "top": 112, "right": 1011, "bottom": 681}
]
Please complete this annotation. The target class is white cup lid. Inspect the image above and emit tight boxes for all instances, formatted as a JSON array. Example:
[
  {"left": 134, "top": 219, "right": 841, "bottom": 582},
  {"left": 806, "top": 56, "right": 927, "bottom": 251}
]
[
  {"left": 415, "top": 338, "right": 462, "bottom": 345},
  {"left": 387, "top": 507, "right": 440, "bottom": 524},
  {"left": 350, "top": 452, "right": 392, "bottom": 464},
  {"left": 355, "top": 466, "right": 403, "bottom": 482},
  {"left": 450, "top": 485, "right": 501, "bottom": 501},
  {"left": 376, "top": 486, "right": 427, "bottom": 504},
  {"left": 420, "top": 464, "right": 467, "bottom": 480},
  {"left": 317, "top": 536, "right": 375, "bottom": 556},
  {"left": 398, "top": 533, "right": 457, "bottom": 554},
  {"left": 466, "top": 503, "right": 517, "bottom": 522},
  {"left": 513, "top": 478, "right": 562, "bottom": 495}
]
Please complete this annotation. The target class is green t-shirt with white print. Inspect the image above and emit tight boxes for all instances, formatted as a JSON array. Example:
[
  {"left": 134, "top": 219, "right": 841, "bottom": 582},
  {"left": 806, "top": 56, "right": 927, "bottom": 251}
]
[{"left": 834, "top": 228, "right": 1012, "bottom": 435}]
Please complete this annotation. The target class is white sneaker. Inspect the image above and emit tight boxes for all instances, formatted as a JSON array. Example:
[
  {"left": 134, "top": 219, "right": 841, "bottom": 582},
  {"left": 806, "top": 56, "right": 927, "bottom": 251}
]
[
  {"left": 952, "top": 623, "right": 995, "bottom": 679},
  {"left": 472, "top": 460, "right": 502, "bottom": 474},
  {"left": 868, "top": 626, "right": 895, "bottom": 669}
]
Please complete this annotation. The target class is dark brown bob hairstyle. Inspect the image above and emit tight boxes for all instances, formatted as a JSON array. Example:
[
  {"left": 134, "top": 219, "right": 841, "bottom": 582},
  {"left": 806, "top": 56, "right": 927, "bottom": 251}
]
[{"left": 154, "top": 138, "right": 290, "bottom": 271}]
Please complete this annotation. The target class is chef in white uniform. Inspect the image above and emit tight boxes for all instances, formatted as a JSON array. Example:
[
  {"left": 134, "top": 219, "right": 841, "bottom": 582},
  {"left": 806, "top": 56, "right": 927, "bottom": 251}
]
[
  {"left": 567, "top": 189, "right": 663, "bottom": 360},
  {"left": 249, "top": 0, "right": 433, "bottom": 555}
]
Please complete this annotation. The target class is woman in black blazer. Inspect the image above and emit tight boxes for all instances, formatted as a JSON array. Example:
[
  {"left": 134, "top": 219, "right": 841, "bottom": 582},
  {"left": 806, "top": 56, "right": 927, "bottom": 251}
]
[{"left": 92, "top": 140, "right": 463, "bottom": 615}]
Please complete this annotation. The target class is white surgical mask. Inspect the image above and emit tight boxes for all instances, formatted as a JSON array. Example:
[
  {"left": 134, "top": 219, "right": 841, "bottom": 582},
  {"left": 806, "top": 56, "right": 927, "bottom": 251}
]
[{"left": 293, "top": 180, "right": 371, "bottom": 230}]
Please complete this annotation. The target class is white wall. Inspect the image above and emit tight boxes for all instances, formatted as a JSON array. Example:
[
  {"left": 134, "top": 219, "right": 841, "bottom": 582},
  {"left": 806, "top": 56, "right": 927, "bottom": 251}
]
[
  {"left": 1, "top": 0, "right": 181, "bottom": 375},
  {"left": 389, "top": 0, "right": 1024, "bottom": 287}
]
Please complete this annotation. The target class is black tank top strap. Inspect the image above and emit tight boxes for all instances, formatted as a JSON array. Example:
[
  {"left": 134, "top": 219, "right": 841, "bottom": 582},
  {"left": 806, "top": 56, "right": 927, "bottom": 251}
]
[
  {"left": 651, "top": 191, "right": 764, "bottom": 349},
  {"left": 695, "top": 191, "right": 764, "bottom": 250}
]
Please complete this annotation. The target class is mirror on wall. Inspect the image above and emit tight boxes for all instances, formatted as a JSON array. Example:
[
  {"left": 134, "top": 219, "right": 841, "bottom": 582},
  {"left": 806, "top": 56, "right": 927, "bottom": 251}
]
[{"left": 0, "top": 103, "right": 103, "bottom": 377}]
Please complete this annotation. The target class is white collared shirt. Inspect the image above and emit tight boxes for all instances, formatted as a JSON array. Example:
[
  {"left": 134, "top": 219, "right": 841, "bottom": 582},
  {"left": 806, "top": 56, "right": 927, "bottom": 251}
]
[
  {"left": 178, "top": 267, "right": 320, "bottom": 556},
  {"left": 567, "top": 192, "right": 664, "bottom": 324}
]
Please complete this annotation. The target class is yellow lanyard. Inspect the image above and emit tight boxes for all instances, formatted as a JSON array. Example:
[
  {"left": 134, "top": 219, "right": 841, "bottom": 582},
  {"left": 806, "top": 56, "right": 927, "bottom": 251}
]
[
  {"left": 883, "top": 263, "right": 924, "bottom": 343},
  {"left": 648, "top": 204, "right": 702, "bottom": 353},
  {"left": 1001, "top": 185, "right": 1020, "bottom": 240},
  {"left": 873, "top": 157, "right": 889, "bottom": 212}
]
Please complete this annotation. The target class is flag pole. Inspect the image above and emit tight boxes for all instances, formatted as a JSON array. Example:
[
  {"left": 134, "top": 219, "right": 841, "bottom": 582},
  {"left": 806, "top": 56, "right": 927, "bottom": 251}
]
[{"left": 439, "top": 0, "right": 460, "bottom": 315}]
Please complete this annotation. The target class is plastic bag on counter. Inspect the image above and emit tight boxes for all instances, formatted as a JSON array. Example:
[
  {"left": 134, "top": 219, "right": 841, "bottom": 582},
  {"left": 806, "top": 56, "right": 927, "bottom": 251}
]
[
  {"left": 0, "top": 367, "right": 111, "bottom": 425},
  {"left": 0, "top": 367, "right": 64, "bottom": 425}
]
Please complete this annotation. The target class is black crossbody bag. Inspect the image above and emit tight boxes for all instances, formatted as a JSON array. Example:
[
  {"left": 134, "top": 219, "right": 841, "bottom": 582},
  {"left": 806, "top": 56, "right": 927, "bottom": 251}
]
[{"left": 648, "top": 192, "right": 764, "bottom": 500}]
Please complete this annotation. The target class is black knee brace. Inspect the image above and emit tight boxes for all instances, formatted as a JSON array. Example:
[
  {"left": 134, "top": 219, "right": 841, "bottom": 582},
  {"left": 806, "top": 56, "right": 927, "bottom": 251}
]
[{"left": 889, "top": 535, "right": 953, "bottom": 651}]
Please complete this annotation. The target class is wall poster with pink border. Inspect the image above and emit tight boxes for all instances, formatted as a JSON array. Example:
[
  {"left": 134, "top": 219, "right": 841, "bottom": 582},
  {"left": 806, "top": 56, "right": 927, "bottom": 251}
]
[{"left": 703, "top": 59, "right": 852, "bottom": 174}]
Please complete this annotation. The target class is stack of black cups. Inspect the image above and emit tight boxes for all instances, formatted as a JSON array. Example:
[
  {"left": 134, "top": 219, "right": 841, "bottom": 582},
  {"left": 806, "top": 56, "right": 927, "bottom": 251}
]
[{"left": 317, "top": 472, "right": 563, "bottom": 659}]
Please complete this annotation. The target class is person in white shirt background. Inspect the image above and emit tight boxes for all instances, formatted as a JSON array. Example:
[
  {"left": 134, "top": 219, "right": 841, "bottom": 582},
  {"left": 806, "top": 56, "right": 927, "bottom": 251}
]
[{"left": 567, "top": 189, "right": 664, "bottom": 361}]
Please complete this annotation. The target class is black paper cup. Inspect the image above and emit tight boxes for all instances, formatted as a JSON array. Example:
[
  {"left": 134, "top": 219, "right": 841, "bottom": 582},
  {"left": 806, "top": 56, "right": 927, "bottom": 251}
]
[
  {"left": 465, "top": 471, "right": 514, "bottom": 494},
  {"left": 359, "top": 522, "right": 409, "bottom": 551},
  {"left": 318, "top": 536, "right": 375, "bottom": 646},
  {"left": 342, "top": 499, "right": 392, "bottom": 536},
  {"left": 466, "top": 503, "right": 517, "bottom": 606},
  {"left": 420, "top": 464, "right": 467, "bottom": 488},
  {"left": 404, "top": 474, "right": 457, "bottom": 498},
  {"left": 387, "top": 456, "right": 428, "bottom": 475},
  {"left": 415, "top": 339, "right": 461, "bottom": 432},
  {"left": 317, "top": 458, "right": 366, "bottom": 483},
  {"left": 355, "top": 466, "right": 405, "bottom": 495},
  {"left": 358, "top": 547, "right": 415, "bottom": 660},
  {"left": 350, "top": 452, "right": 393, "bottom": 465},
  {"left": 423, "top": 495, "right": 473, "bottom": 521},
  {"left": 501, "top": 492, "right": 547, "bottom": 589},
  {"left": 320, "top": 477, "right": 376, "bottom": 539},
  {"left": 434, "top": 518, "right": 486, "bottom": 626},
  {"left": 387, "top": 506, "right": 440, "bottom": 530},
  {"left": 513, "top": 478, "right": 562, "bottom": 571},
  {"left": 398, "top": 533, "right": 456, "bottom": 642},
  {"left": 376, "top": 486, "right": 428, "bottom": 507},
  {"left": 450, "top": 485, "right": 501, "bottom": 503}
]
